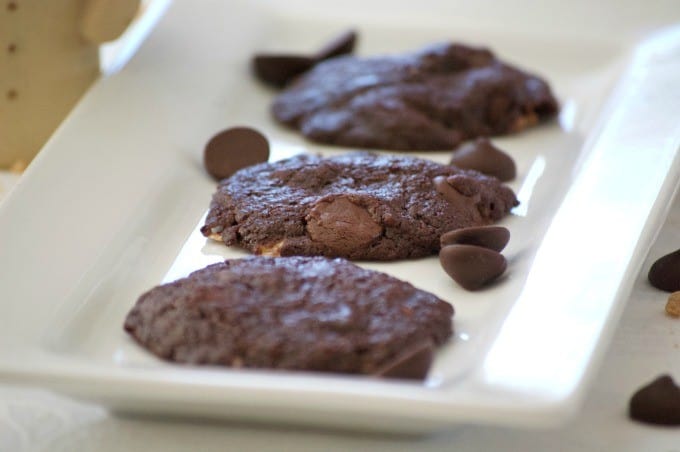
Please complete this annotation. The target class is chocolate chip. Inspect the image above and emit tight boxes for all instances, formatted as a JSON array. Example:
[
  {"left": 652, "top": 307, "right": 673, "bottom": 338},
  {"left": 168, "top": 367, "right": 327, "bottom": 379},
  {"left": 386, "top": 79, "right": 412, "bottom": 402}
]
[
  {"left": 306, "top": 195, "right": 382, "bottom": 255},
  {"left": 252, "top": 55, "right": 315, "bottom": 88},
  {"left": 629, "top": 374, "right": 680, "bottom": 426},
  {"left": 450, "top": 137, "right": 516, "bottom": 181},
  {"left": 439, "top": 244, "right": 506, "bottom": 291},
  {"left": 440, "top": 225, "right": 510, "bottom": 252},
  {"left": 434, "top": 175, "right": 471, "bottom": 204},
  {"left": 648, "top": 249, "right": 680, "bottom": 292},
  {"left": 313, "top": 29, "right": 357, "bottom": 61},
  {"left": 433, "top": 174, "right": 487, "bottom": 225},
  {"left": 203, "top": 127, "right": 270, "bottom": 180},
  {"left": 253, "top": 29, "right": 358, "bottom": 88},
  {"left": 374, "top": 340, "right": 434, "bottom": 380}
]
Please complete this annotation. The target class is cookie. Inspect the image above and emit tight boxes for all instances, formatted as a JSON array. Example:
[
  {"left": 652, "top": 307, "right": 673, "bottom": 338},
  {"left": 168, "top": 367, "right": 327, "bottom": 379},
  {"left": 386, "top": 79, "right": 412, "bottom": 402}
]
[
  {"left": 272, "top": 42, "right": 558, "bottom": 151},
  {"left": 124, "top": 256, "right": 454, "bottom": 378},
  {"left": 201, "top": 153, "right": 518, "bottom": 260}
]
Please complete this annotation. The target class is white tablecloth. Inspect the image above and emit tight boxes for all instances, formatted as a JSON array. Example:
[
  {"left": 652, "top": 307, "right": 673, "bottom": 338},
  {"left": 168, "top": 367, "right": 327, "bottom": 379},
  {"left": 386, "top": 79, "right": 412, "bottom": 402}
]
[{"left": 1, "top": 171, "right": 678, "bottom": 452}]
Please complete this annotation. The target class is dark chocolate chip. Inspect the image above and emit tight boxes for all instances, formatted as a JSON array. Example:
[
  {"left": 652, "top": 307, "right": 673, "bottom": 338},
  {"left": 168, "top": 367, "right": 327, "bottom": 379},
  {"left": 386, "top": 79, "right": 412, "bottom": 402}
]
[
  {"left": 313, "top": 29, "right": 357, "bottom": 61},
  {"left": 439, "top": 244, "right": 506, "bottom": 291},
  {"left": 450, "top": 137, "right": 516, "bottom": 181},
  {"left": 440, "top": 225, "right": 510, "bottom": 252},
  {"left": 374, "top": 340, "right": 434, "bottom": 380},
  {"left": 629, "top": 374, "right": 680, "bottom": 426},
  {"left": 648, "top": 249, "right": 680, "bottom": 292},
  {"left": 253, "top": 29, "right": 358, "bottom": 88},
  {"left": 203, "top": 127, "right": 270, "bottom": 180},
  {"left": 252, "top": 55, "right": 315, "bottom": 88}
]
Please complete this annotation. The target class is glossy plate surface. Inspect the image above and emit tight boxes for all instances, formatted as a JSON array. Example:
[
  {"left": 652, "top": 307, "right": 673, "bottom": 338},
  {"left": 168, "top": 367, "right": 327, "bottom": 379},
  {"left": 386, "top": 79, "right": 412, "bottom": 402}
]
[{"left": 0, "top": 0, "right": 679, "bottom": 433}]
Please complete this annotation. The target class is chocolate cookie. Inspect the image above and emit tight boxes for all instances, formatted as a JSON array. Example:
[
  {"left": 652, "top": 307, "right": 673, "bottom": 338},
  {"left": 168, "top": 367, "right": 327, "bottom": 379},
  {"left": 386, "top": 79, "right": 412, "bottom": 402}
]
[
  {"left": 272, "top": 42, "right": 558, "bottom": 151},
  {"left": 201, "top": 153, "right": 518, "bottom": 260},
  {"left": 124, "top": 256, "right": 454, "bottom": 378}
]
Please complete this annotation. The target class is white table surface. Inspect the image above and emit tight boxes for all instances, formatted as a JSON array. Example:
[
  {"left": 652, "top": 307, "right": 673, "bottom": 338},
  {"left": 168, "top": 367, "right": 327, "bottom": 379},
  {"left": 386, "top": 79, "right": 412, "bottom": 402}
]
[{"left": 2, "top": 1, "right": 680, "bottom": 449}]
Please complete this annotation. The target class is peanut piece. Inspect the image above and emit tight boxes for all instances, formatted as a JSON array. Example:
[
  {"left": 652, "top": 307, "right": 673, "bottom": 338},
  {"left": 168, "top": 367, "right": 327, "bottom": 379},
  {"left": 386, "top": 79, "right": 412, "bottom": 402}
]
[{"left": 665, "top": 292, "right": 680, "bottom": 318}]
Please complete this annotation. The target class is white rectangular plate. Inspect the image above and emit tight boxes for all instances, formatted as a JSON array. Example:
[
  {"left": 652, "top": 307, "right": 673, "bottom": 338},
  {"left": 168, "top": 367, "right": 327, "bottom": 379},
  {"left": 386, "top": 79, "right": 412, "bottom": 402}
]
[{"left": 1, "top": 0, "right": 679, "bottom": 433}]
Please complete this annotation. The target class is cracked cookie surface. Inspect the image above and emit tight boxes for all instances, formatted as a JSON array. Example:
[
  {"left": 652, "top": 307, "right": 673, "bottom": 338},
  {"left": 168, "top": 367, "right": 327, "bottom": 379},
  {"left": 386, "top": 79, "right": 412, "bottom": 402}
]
[
  {"left": 124, "top": 256, "right": 454, "bottom": 376},
  {"left": 272, "top": 42, "right": 558, "bottom": 151},
  {"left": 201, "top": 153, "right": 517, "bottom": 260}
]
